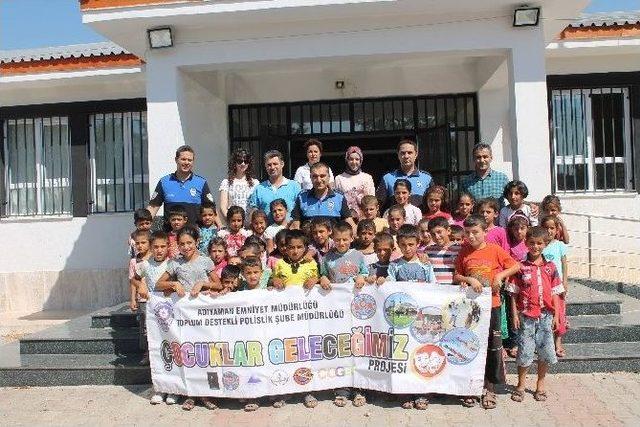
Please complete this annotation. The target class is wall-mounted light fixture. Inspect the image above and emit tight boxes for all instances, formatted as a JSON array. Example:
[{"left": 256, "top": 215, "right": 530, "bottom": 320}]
[
  {"left": 148, "top": 27, "right": 173, "bottom": 49},
  {"left": 513, "top": 6, "right": 540, "bottom": 27}
]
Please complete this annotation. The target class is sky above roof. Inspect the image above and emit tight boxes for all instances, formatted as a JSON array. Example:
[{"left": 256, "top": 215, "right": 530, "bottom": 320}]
[{"left": 1, "top": 0, "right": 639, "bottom": 50}]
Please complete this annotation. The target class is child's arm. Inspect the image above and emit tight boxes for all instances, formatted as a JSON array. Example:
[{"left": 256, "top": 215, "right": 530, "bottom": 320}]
[
  {"left": 319, "top": 276, "right": 332, "bottom": 290},
  {"left": 385, "top": 263, "right": 397, "bottom": 283},
  {"left": 266, "top": 238, "right": 275, "bottom": 255},
  {"left": 453, "top": 273, "right": 483, "bottom": 293},
  {"left": 129, "top": 278, "right": 138, "bottom": 311},
  {"left": 552, "top": 293, "right": 561, "bottom": 332},
  {"left": 303, "top": 263, "right": 320, "bottom": 289},
  {"left": 156, "top": 272, "right": 186, "bottom": 297},
  {"left": 214, "top": 213, "right": 223, "bottom": 230},
  {"left": 510, "top": 294, "right": 520, "bottom": 330},
  {"left": 493, "top": 263, "right": 521, "bottom": 293},
  {"left": 561, "top": 255, "right": 568, "bottom": 292}
]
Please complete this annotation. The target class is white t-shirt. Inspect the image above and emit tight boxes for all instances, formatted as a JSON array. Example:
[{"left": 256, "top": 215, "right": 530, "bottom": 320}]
[
  {"left": 218, "top": 177, "right": 260, "bottom": 212},
  {"left": 264, "top": 223, "right": 286, "bottom": 240},
  {"left": 294, "top": 163, "right": 335, "bottom": 191},
  {"left": 383, "top": 204, "right": 423, "bottom": 226}
]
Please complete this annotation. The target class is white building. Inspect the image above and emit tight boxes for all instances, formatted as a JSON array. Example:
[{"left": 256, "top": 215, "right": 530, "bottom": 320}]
[{"left": 1, "top": 0, "right": 639, "bottom": 314}]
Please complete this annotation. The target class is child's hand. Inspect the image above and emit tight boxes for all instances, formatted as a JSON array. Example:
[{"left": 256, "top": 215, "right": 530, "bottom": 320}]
[
  {"left": 271, "top": 278, "right": 284, "bottom": 289},
  {"left": 365, "top": 275, "right": 376, "bottom": 284},
  {"left": 553, "top": 316, "right": 559, "bottom": 333},
  {"left": 319, "top": 276, "right": 332, "bottom": 290},
  {"left": 417, "top": 253, "right": 431, "bottom": 264},
  {"left": 174, "top": 283, "right": 186, "bottom": 297},
  {"left": 512, "top": 315, "right": 520, "bottom": 331},
  {"left": 376, "top": 277, "right": 386, "bottom": 286},
  {"left": 138, "top": 283, "right": 150, "bottom": 300},
  {"left": 354, "top": 275, "right": 366, "bottom": 289},
  {"left": 462, "top": 277, "right": 483, "bottom": 293},
  {"left": 129, "top": 299, "right": 138, "bottom": 311},
  {"left": 190, "top": 282, "right": 206, "bottom": 297},
  {"left": 491, "top": 277, "right": 503, "bottom": 293},
  {"left": 304, "top": 278, "right": 319, "bottom": 290}
]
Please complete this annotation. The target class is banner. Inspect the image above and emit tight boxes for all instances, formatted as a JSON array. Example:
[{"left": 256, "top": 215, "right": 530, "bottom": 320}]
[{"left": 147, "top": 283, "right": 491, "bottom": 397}]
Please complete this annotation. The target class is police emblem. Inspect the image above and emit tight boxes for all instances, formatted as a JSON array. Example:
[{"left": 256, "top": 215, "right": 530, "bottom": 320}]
[
  {"left": 327, "top": 200, "right": 335, "bottom": 211},
  {"left": 190, "top": 188, "right": 197, "bottom": 197}
]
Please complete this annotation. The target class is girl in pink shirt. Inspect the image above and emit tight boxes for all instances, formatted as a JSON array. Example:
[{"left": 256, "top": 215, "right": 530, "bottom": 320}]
[
  {"left": 452, "top": 192, "right": 475, "bottom": 226},
  {"left": 208, "top": 237, "right": 228, "bottom": 278},
  {"left": 476, "top": 198, "right": 510, "bottom": 252},
  {"left": 507, "top": 214, "right": 530, "bottom": 262},
  {"left": 421, "top": 185, "right": 453, "bottom": 222}
]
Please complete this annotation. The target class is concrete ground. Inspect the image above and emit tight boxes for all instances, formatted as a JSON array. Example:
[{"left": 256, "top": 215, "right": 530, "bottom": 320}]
[
  {"left": 0, "top": 310, "right": 90, "bottom": 344},
  {"left": 0, "top": 373, "right": 638, "bottom": 426}
]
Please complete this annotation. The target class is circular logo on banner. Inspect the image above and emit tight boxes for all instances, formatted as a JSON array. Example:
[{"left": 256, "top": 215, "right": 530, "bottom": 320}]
[
  {"left": 410, "top": 306, "right": 446, "bottom": 343},
  {"left": 440, "top": 328, "right": 481, "bottom": 365},
  {"left": 383, "top": 293, "right": 418, "bottom": 329},
  {"left": 442, "top": 297, "right": 481, "bottom": 331},
  {"left": 293, "top": 367, "right": 313, "bottom": 385},
  {"left": 351, "top": 294, "right": 377, "bottom": 319},
  {"left": 412, "top": 344, "right": 447, "bottom": 379},
  {"left": 222, "top": 371, "right": 240, "bottom": 391},
  {"left": 270, "top": 370, "right": 289, "bottom": 386}
]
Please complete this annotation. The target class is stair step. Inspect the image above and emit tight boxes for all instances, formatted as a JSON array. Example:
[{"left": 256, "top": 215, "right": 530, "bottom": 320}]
[
  {"left": 565, "top": 283, "right": 622, "bottom": 316},
  {"left": 567, "top": 314, "right": 623, "bottom": 328},
  {"left": 564, "top": 324, "right": 640, "bottom": 344}
]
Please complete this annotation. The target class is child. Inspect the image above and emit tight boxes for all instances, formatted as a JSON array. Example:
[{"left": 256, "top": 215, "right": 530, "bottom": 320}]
[
  {"left": 368, "top": 232, "right": 394, "bottom": 285},
  {"left": 384, "top": 179, "right": 422, "bottom": 225},
  {"left": 265, "top": 198, "right": 289, "bottom": 254},
  {"left": 129, "top": 208, "right": 152, "bottom": 258},
  {"left": 239, "top": 256, "right": 271, "bottom": 291},
  {"left": 540, "top": 215, "right": 569, "bottom": 357},
  {"left": 167, "top": 205, "right": 188, "bottom": 259},
  {"left": 197, "top": 201, "right": 220, "bottom": 255},
  {"left": 507, "top": 215, "right": 530, "bottom": 262},
  {"left": 416, "top": 218, "right": 432, "bottom": 253},
  {"left": 387, "top": 204, "right": 406, "bottom": 238},
  {"left": 129, "top": 230, "right": 151, "bottom": 312},
  {"left": 309, "top": 218, "right": 334, "bottom": 266},
  {"left": 207, "top": 237, "right": 228, "bottom": 278},
  {"left": 424, "top": 217, "right": 461, "bottom": 286},
  {"left": 452, "top": 192, "right": 474, "bottom": 226},
  {"left": 449, "top": 225, "right": 465, "bottom": 245},
  {"left": 422, "top": 185, "right": 453, "bottom": 222},
  {"left": 355, "top": 219, "right": 378, "bottom": 266},
  {"left": 386, "top": 224, "right": 436, "bottom": 411},
  {"left": 499, "top": 180, "right": 538, "bottom": 227},
  {"left": 218, "top": 206, "right": 252, "bottom": 257},
  {"left": 541, "top": 195, "right": 570, "bottom": 243},
  {"left": 155, "top": 225, "right": 224, "bottom": 411},
  {"left": 476, "top": 198, "right": 510, "bottom": 252},
  {"left": 454, "top": 214, "right": 520, "bottom": 410},
  {"left": 270, "top": 229, "right": 319, "bottom": 409},
  {"left": 220, "top": 264, "right": 242, "bottom": 290},
  {"left": 360, "top": 195, "right": 388, "bottom": 233},
  {"left": 318, "top": 222, "right": 369, "bottom": 408},
  {"left": 133, "top": 231, "right": 176, "bottom": 405},
  {"left": 267, "top": 229, "right": 288, "bottom": 270},
  {"left": 507, "top": 226, "right": 564, "bottom": 403},
  {"left": 249, "top": 210, "right": 268, "bottom": 243}
]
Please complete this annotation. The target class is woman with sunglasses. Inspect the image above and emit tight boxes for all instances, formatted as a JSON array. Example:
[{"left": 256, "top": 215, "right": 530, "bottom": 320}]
[{"left": 218, "top": 148, "right": 260, "bottom": 219}]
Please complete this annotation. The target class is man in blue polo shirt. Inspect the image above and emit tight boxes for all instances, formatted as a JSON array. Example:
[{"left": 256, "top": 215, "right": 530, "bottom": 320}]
[
  {"left": 376, "top": 138, "right": 433, "bottom": 209},
  {"left": 147, "top": 145, "right": 214, "bottom": 229},
  {"left": 290, "top": 162, "right": 356, "bottom": 232},
  {"left": 248, "top": 150, "right": 302, "bottom": 222}
]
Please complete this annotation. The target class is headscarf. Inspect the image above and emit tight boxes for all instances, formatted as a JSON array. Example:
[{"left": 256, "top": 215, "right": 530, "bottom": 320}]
[{"left": 344, "top": 146, "right": 363, "bottom": 175}]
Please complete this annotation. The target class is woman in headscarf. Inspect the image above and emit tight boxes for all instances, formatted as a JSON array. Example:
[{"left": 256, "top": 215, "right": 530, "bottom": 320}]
[{"left": 334, "top": 146, "right": 375, "bottom": 220}]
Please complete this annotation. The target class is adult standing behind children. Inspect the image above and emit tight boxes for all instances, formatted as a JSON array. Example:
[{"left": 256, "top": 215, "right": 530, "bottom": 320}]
[
  {"left": 248, "top": 150, "right": 302, "bottom": 223},
  {"left": 460, "top": 143, "right": 510, "bottom": 206},
  {"left": 218, "top": 148, "right": 259, "bottom": 219},
  {"left": 334, "top": 146, "right": 375, "bottom": 219},
  {"left": 376, "top": 138, "right": 433, "bottom": 210},
  {"left": 294, "top": 139, "right": 335, "bottom": 190},
  {"left": 147, "top": 145, "right": 216, "bottom": 230}
]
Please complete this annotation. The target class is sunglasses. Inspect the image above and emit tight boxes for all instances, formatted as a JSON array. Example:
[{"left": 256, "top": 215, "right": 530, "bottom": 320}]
[{"left": 235, "top": 158, "right": 249, "bottom": 165}]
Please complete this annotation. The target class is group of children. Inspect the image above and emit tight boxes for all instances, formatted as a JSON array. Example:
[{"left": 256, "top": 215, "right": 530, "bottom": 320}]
[{"left": 127, "top": 177, "right": 570, "bottom": 412}]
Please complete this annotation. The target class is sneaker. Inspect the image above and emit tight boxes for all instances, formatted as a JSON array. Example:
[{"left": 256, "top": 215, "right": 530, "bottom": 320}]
[
  {"left": 150, "top": 393, "right": 164, "bottom": 405},
  {"left": 165, "top": 394, "right": 178, "bottom": 405}
]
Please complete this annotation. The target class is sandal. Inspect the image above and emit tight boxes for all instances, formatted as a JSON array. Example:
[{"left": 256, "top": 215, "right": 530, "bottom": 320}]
[
  {"left": 244, "top": 401, "right": 259, "bottom": 412},
  {"left": 271, "top": 398, "right": 286, "bottom": 408},
  {"left": 333, "top": 395, "right": 349, "bottom": 407},
  {"left": 182, "top": 397, "right": 196, "bottom": 411},
  {"left": 461, "top": 397, "right": 477, "bottom": 407},
  {"left": 511, "top": 389, "right": 525, "bottom": 402},
  {"left": 352, "top": 392, "right": 367, "bottom": 407},
  {"left": 304, "top": 394, "right": 318, "bottom": 409},
  {"left": 481, "top": 392, "right": 497, "bottom": 410},
  {"left": 414, "top": 396, "right": 429, "bottom": 410},
  {"left": 401, "top": 399, "right": 414, "bottom": 410},
  {"left": 200, "top": 397, "right": 217, "bottom": 410},
  {"left": 507, "top": 347, "right": 518, "bottom": 358},
  {"left": 534, "top": 390, "right": 548, "bottom": 401},
  {"left": 556, "top": 348, "right": 566, "bottom": 358}
]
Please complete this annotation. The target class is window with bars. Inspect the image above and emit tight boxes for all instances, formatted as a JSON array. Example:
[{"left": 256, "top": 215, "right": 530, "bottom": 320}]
[
  {"left": 89, "top": 111, "right": 149, "bottom": 213},
  {"left": 551, "top": 87, "right": 634, "bottom": 192},
  {"left": 2, "top": 117, "right": 72, "bottom": 216}
]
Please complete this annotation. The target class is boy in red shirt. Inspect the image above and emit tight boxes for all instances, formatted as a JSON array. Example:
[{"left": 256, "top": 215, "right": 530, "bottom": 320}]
[
  {"left": 507, "top": 226, "right": 564, "bottom": 403},
  {"left": 454, "top": 214, "right": 520, "bottom": 409}
]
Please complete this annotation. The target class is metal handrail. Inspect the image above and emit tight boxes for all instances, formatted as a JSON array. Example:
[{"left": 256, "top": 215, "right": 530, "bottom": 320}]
[{"left": 563, "top": 211, "right": 640, "bottom": 222}]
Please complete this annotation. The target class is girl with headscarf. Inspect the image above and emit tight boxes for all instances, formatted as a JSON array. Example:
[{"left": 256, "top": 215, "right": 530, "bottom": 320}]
[{"left": 334, "top": 146, "right": 375, "bottom": 220}]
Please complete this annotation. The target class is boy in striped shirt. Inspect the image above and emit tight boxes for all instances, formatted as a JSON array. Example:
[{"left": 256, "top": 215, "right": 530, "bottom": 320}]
[{"left": 424, "top": 217, "right": 461, "bottom": 285}]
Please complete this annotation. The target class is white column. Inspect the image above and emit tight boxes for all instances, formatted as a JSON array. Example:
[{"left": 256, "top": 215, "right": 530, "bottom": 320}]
[{"left": 507, "top": 27, "right": 551, "bottom": 201}]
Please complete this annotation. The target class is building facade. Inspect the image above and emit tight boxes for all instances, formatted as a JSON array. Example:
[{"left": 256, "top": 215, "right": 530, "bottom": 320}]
[{"left": 1, "top": 0, "right": 638, "bottom": 314}]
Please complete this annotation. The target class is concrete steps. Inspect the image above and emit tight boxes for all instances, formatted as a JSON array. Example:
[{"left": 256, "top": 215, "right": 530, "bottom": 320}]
[{"left": 1, "top": 281, "right": 640, "bottom": 387}]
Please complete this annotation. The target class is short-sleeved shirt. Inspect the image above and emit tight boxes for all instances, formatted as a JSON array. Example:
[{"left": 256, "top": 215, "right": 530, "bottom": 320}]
[
  {"left": 239, "top": 269, "right": 272, "bottom": 291},
  {"left": 499, "top": 204, "right": 538, "bottom": 228},
  {"left": 272, "top": 258, "right": 319, "bottom": 287},
  {"left": 334, "top": 172, "right": 376, "bottom": 217},
  {"left": 135, "top": 258, "right": 169, "bottom": 292},
  {"left": 368, "top": 261, "right": 390, "bottom": 278},
  {"left": 542, "top": 240, "right": 568, "bottom": 278},
  {"left": 486, "top": 226, "right": 510, "bottom": 252},
  {"left": 149, "top": 173, "right": 213, "bottom": 228},
  {"left": 198, "top": 225, "right": 219, "bottom": 255},
  {"left": 423, "top": 211, "right": 453, "bottom": 223},
  {"left": 291, "top": 189, "right": 351, "bottom": 224},
  {"left": 166, "top": 255, "right": 215, "bottom": 292},
  {"left": 320, "top": 249, "right": 369, "bottom": 284},
  {"left": 454, "top": 243, "right": 518, "bottom": 308},
  {"left": 387, "top": 258, "right": 436, "bottom": 283},
  {"left": 509, "top": 240, "right": 528, "bottom": 262},
  {"left": 376, "top": 168, "right": 433, "bottom": 208},
  {"left": 217, "top": 228, "right": 252, "bottom": 257},
  {"left": 507, "top": 256, "right": 565, "bottom": 319},
  {"left": 294, "top": 163, "right": 335, "bottom": 191},
  {"left": 460, "top": 169, "right": 509, "bottom": 206},
  {"left": 423, "top": 244, "right": 461, "bottom": 285},
  {"left": 264, "top": 223, "right": 286, "bottom": 241},
  {"left": 248, "top": 177, "right": 301, "bottom": 223},
  {"left": 218, "top": 177, "right": 260, "bottom": 213}
]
